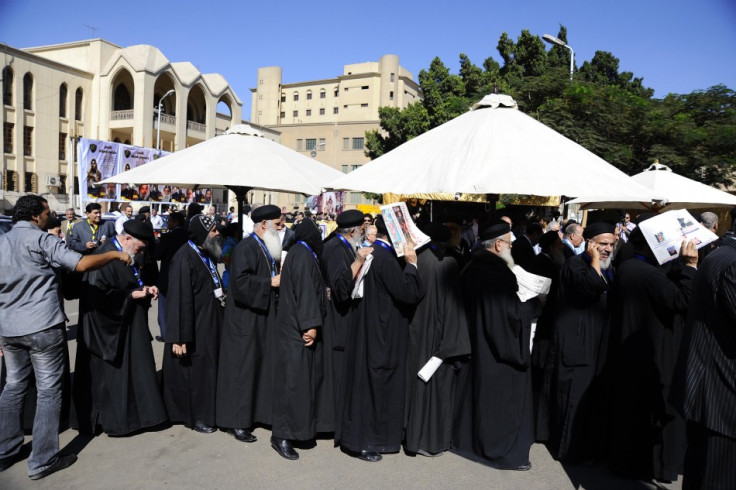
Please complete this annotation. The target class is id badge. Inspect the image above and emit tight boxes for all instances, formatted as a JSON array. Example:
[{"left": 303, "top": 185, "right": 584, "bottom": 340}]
[{"left": 214, "top": 288, "right": 224, "bottom": 298}]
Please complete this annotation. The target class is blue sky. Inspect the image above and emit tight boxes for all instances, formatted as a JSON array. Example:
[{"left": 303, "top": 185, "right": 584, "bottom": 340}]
[{"left": 2, "top": 0, "right": 734, "bottom": 118}]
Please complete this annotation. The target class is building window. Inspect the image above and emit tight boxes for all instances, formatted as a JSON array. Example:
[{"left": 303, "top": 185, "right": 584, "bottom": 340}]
[
  {"left": 293, "top": 92, "right": 299, "bottom": 102},
  {"left": 320, "top": 90, "right": 326, "bottom": 99},
  {"left": 59, "top": 83, "right": 68, "bottom": 118},
  {"left": 361, "top": 86, "right": 369, "bottom": 90},
  {"left": 280, "top": 111, "right": 285, "bottom": 118},
  {"left": 59, "top": 132, "right": 67, "bottom": 160},
  {"left": 350, "top": 192, "right": 363, "bottom": 204},
  {"left": 281, "top": 93, "right": 286, "bottom": 102},
  {"left": 319, "top": 108, "right": 325, "bottom": 115},
  {"left": 352, "top": 164, "right": 360, "bottom": 171},
  {"left": 3, "top": 122, "right": 13, "bottom": 153},
  {"left": 24, "top": 172, "right": 37, "bottom": 193},
  {"left": 390, "top": 73, "right": 395, "bottom": 82},
  {"left": 306, "top": 138, "right": 316, "bottom": 151},
  {"left": 23, "top": 126, "right": 33, "bottom": 156},
  {"left": 23, "top": 73, "right": 33, "bottom": 110},
  {"left": 75, "top": 88, "right": 83, "bottom": 121},
  {"left": 59, "top": 174, "right": 66, "bottom": 192},
  {"left": 2, "top": 66, "right": 12, "bottom": 106},
  {"left": 4, "top": 170, "right": 18, "bottom": 191},
  {"left": 333, "top": 107, "right": 339, "bottom": 114},
  {"left": 360, "top": 103, "right": 368, "bottom": 108},
  {"left": 319, "top": 138, "right": 326, "bottom": 149},
  {"left": 341, "top": 165, "right": 348, "bottom": 173},
  {"left": 343, "top": 138, "right": 349, "bottom": 150},
  {"left": 352, "top": 137, "right": 364, "bottom": 150},
  {"left": 306, "top": 109, "right": 311, "bottom": 116},
  {"left": 306, "top": 91, "right": 312, "bottom": 100},
  {"left": 390, "top": 91, "right": 394, "bottom": 101},
  {"left": 293, "top": 110, "right": 298, "bottom": 117},
  {"left": 334, "top": 88, "right": 339, "bottom": 97},
  {"left": 296, "top": 139, "right": 303, "bottom": 151}
]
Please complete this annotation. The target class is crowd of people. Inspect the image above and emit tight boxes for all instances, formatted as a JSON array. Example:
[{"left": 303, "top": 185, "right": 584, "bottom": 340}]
[{"left": 0, "top": 194, "right": 734, "bottom": 489}]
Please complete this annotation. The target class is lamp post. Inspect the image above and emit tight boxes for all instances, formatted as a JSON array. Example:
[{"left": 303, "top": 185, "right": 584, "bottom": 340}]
[
  {"left": 156, "top": 89, "right": 176, "bottom": 150},
  {"left": 543, "top": 34, "right": 574, "bottom": 81}
]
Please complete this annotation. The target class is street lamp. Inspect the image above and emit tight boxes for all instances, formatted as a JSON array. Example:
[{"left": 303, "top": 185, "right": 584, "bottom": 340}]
[
  {"left": 543, "top": 34, "right": 574, "bottom": 81},
  {"left": 156, "top": 89, "right": 176, "bottom": 150}
]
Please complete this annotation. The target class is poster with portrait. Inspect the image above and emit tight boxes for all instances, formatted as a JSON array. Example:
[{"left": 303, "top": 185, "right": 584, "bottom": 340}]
[
  {"left": 78, "top": 139, "right": 119, "bottom": 200},
  {"left": 379, "top": 201, "right": 430, "bottom": 257}
]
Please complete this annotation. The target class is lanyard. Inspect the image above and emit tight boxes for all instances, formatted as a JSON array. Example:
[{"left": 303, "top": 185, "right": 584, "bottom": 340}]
[
  {"left": 633, "top": 253, "right": 654, "bottom": 266},
  {"left": 252, "top": 234, "right": 277, "bottom": 277},
  {"left": 112, "top": 237, "right": 143, "bottom": 287},
  {"left": 298, "top": 240, "right": 319, "bottom": 266},
  {"left": 188, "top": 240, "right": 221, "bottom": 288},
  {"left": 336, "top": 234, "right": 356, "bottom": 258},
  {"left": 88, "top": 219, "right": 98, "bottom": 241},
  {"left": 375, "top": 240, "right": 395, "bottom": 255}
]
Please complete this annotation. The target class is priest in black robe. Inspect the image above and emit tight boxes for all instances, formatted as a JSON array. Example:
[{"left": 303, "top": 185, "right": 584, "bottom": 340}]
[
  {"left": 452, "top": 221, "right": 543, "bottom": 471},
  {"left": 547, "top": 222, "right": 615, "bottom": 462},
  {"left": 271, "top": 219, "right": 327, "bottom": 460},
  {"left": 404, "top": 222, "right": 470, "bottom": 456},
  {"left": 607, "top": 225, "right": 698, "bottom": 483},
  {"left": 320, "top": 210, "right": 372, "bottom": 435},
  {"left": 73, "top": 220, "right": 168, "bottom": 435},
  {"left": 162, "top": 215, "right": 224, "bottom": 434},
  {"left": 216, "top": 205, "right": 282, "bottom": 443},
  {"left": 337, "top": 216, "right": 422, "bottom": 462}
]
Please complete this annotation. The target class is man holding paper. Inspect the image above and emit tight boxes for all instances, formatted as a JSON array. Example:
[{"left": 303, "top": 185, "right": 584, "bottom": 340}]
[{"left": 453, "top": 220, "right": 543, "bottom": 471}]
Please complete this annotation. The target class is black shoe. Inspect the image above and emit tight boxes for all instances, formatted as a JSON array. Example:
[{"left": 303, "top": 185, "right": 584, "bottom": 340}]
[
  {"left": 29, "top": 454, "right": 77, "bottom": 480},
  {"left": 192, "top": 420, "right": 216, "bottom": 434},
  {"left": 270, "top": 437, "right": 299, "bottom": 460},
  {"left": 509, "top": 462, "right": 532, "bottom": 471},
  {"left": 0, "top": 445, "right": 32, "bottom": 472},
  {"left": 228, "top": 428, "right": 257, "bottom": 443},
  {"left": 358, "top": 450, "right": 382, "bottom": 462}
]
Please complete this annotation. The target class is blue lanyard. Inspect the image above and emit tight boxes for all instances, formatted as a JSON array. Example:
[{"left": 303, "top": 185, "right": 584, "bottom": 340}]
[
  {"left": 375, "top": 240, "right": 395, "bottom": 255},
  {"left": 188, "top": 240, "right": 221, "bottom": 288},
  {"left": 252, "top": 234, "right": 277, "bottom": 277},
  {"left": 336, "top": 234, "right": 356, "bottom": 257},
  {"left": 112, "top": 237, "right": 143, "bottom": 287},
  {"left": 633, "top": 253, "right": 654, "bottom": 266},
  {"left": 298, "top": 240, "right": 319, "bottom": 266}
]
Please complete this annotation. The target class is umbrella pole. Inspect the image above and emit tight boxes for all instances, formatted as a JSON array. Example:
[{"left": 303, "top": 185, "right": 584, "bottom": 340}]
[{"left": 227, "top": 186, "right": 252, "bottom": 239}]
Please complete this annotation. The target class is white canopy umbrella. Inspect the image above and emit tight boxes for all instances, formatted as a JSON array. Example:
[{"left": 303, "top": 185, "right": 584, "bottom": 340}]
[
  {"left": 326, "top": 94, "right": 658, "bottom": 203},
  {"left": 570, "top": 162, "right": 736, "bottom": 210},
  {"left": 101, "top": 124, "right": 343, "bottom": 196}
]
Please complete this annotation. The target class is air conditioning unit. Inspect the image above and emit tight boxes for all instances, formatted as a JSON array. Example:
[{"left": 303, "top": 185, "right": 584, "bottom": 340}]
[{"left": 46, "top": 175, "right": 61, "bottom": 187}]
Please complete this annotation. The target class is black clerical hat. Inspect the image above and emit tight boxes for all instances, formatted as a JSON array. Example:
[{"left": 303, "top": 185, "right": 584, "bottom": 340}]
[
  {"left": 538, "top": 230, "right": 560, "bottom": 250},
  {"left": 336, "top": 209, "right": 364, "bottom": 228},
  {"left": 479, "top": 220, "right": 510, "bottom": 241},
  {"left": 420, "top": 221, "right": 451, "bottom": 242},
  {"left": 139, "top": 206, "right": 151, "bottom": 214},
  {"left": 251, "top": 205, "right": 281, "bottom": 223},
  {"left": 123, "top": 219, "right": 154, "bottom": 242},
  {"left": 188, "top": 214, "right": 216, "bottom": 246},
  {"left": 582, "top": 222, "right": 615, "bottom": 240},
  {"left": 374, "top": 215, "right": 389, "bottom": 236}
]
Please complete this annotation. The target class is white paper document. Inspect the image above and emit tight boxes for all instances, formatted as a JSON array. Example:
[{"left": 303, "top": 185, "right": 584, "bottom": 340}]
[
  {"left": 351, "top": 254, "right": 373, "bottom": 299},
  {"left": 379, "top": 202, "right": 431, "bottom": 257},
  {"left": 636, "top": 210, "right": 718, "bottom": 265},
  {"left": 512, "top": 266, "right": 552, "bottom": 302},
  {"left": 417, "top": 356, "right": 443, "bottom": 383}
]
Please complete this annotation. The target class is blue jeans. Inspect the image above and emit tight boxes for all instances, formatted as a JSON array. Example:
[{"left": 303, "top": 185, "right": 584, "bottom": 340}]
[{"left": 0, "top": 324, "right": 65, "bottom": 475}]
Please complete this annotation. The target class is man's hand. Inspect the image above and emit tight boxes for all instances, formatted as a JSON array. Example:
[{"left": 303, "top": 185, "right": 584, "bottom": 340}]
[
  {"left": 86, "top": 241, "right": 98, "bottom": 249},
  {"left": 271, "top": 274, "right": 281, "bottom": 288},
  {"left": 116, "top": 251, "right": 133, "bottom": 265},
  {"left": 302, "top": 328, "right": 317, "bottom": 347},
  {"left": 131, "top": 288, "right": 148, "bottom": 299},
  {"left": 172, "top": 343, "right": 187, "bottom": 356},
  {"left": 680, "top": 239, "right": 698, "bottom": 268},
  {"left": 403, "top": 242, "right": 417, "bottom": 266},
  {"left": 147, "top": 285, "right": 159, "bottom": 300},
  {"left": 356, "top": 247, "right": 373, "bottom": 263}
]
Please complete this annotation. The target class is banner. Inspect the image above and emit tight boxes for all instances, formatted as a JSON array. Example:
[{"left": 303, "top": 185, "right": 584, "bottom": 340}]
[
  {"left": 305, "top": 191, "right": 345, "bottom": 215},
  {"left": 77, "top": 138, "right": 213, "bottom": 206}
]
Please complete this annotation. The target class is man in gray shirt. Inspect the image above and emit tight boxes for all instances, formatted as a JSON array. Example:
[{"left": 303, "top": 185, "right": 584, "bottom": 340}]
[{"left": 0, "top": 195, "right": 131, "bottom": 480}]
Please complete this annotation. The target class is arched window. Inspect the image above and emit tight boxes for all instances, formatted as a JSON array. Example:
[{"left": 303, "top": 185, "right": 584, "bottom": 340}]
[
  {"left": 59, "top": 83, "right": 68, "bottom": 118},
  {"left": 2, "top": 66, "right": 12, "bottom": 106},
  {"left": 75, "top": 88, "right": 83, "bottom": 121},
  {"left": 293, "top": 91, "right": 299, "bottom": 102},
  {"left": 23, "top": 73, "right": 33, "bottom": 110},
  {"left": 114, "top": 84, "right": 131, "bottom": 110},
  {"left": 320, "top": 89, "right": 326, "bottom": 99},
  {"left": 306, "top": 90, "right": 312, "bottom": 100}
]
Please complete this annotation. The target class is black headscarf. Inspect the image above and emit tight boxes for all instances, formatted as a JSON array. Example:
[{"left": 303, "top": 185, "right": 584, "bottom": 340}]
[{"left": 294, "top": 217, "right": 323, "bottom": 258}]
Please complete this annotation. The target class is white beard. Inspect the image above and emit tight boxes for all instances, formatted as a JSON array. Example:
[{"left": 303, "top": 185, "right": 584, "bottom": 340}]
[
  {"left": 600, "top": 256, "right": 612, "bottom": 270},
  {"left": 499, "top": 248, "right": 515, "bottom": 269},
  {"left": 262, "top": 223, "right": 283, "bottom": 260}
]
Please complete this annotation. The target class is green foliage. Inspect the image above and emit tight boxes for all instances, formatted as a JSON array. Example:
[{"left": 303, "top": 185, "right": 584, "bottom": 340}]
[{"left": 363, "top": 27, "right": 736, "bottom": 188}]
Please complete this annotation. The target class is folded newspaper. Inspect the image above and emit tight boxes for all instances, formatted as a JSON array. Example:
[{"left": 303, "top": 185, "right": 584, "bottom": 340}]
[
  {"left": 379, "top": 202, "right": 431, "bottom": 257},
  {"left": 636, "top": 210, "right": 718, "bottom": 265},
  {"left": 512, "top": 265, "right": 552, "bottom": 302},
  {"left": 351, "top": 254, "right": 373, "bottom": 299}
]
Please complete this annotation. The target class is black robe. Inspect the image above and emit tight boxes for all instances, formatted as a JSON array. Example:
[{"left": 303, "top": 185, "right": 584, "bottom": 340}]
[
  {"left": 337, "top": 241, "right": 422, "bottom": 453},
  {"left": 607, "top": 256, "right": 695, "bottom": 482},
  {"left": 216, "top": 235, "right": 277, "bottom": 429},
  {"left": 404, "top": 245, "right": 470, "bottom": 455},
  {"left": 162, "top": 244, "right": 223, "bottom": 428},
  {"left": 73, "top": 241, "right": 167, "bottom": 435},
  {"left": 453, "top": 249, "right": 541, "bottom": 469},
  {"left": 547, "top": 253, "right": 610, "bottom": 462},
  {"left": 272, "top": 242, "right": 327, "bottom": 440},
  {"left": 320, "top": 235, "right": 358, "bottom": 431}
]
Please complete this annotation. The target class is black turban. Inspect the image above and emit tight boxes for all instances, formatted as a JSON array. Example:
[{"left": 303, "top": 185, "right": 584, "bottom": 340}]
[
  {"left": 251, "top": 205, "right": 281, "bottom": 223},
  {"left": 582, "top": 222, "right": 615, "bottom": 240},
  {"left": 336, "top": 209, "right": 365, "bottom": 228},
  {"left": 188, "top": 214, "right": 215, "bottom": 246},
  {"left": 479, "top": 220, "right": 510, "bottom": 241},
  {"left": 123, "top": 219, "right": 154, "bottom": 242}
]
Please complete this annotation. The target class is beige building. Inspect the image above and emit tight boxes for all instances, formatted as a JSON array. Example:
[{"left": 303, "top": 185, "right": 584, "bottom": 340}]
[
  {"left": 250, "top": 54, "right": 421, "bottom": 210},
  {"left": 1, "top": 39, "right": 248, "bottom": 213}
]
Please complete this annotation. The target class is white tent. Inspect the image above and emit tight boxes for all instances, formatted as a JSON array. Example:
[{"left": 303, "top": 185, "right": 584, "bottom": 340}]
[
  {"left": 326, "top": 94, "right": 659, "bottom": 203},
  {"left": 570, "top": 162, "right": 736, "bottom": 210},
  {"left": 101, "top": 124, "right": 343, "bottom": 196}
]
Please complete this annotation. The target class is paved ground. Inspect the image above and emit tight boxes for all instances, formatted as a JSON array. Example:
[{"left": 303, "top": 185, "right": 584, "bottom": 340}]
[{"left": 0, "top": 299, "right": 682, "bottom": 489}]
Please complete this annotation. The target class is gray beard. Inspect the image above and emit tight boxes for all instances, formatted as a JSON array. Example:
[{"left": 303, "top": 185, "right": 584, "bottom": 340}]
[
  {"left": 600, "top": 256, "right": 612, "bottom": 270},
  {"left": 349, "top": 232, "right": 362, "bottom": 249},
  {"left": 202, "top": 235, "right": 223, "bottom": 260},
  {"left": 262, "top": 225, "right": 283, "bottom": 260}
]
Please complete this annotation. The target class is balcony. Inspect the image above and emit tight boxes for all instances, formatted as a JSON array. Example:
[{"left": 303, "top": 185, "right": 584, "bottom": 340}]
[
  {"left": 187, "top": 120, "right": 206, "bottom": 139},
  {"left": 111, "top": 110, "right": 134, "bottom": 120}
]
